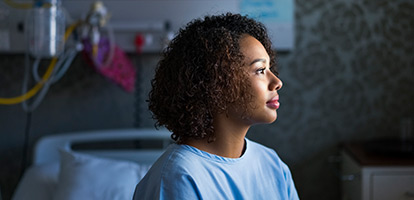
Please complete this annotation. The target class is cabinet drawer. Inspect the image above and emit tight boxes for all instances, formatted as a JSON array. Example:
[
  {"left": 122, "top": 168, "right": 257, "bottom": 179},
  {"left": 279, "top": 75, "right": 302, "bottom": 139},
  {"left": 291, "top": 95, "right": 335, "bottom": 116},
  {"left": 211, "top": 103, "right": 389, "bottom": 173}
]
[{"left": 372, "top": 174, "right": 414, "bottom": 200}]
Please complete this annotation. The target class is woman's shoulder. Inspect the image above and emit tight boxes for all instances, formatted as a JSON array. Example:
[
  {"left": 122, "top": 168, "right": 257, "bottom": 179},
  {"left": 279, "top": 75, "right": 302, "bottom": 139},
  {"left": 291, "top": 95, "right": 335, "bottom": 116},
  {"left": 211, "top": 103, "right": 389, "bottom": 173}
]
[
  {"left": 134, "top": 144, "right": 203, "bottom": 199},
  {"left": 137, "top": 144, "right": 201, "bottom": 186},
  {"left": 151, "top": 144, "right": 207, "bottom": 175}
]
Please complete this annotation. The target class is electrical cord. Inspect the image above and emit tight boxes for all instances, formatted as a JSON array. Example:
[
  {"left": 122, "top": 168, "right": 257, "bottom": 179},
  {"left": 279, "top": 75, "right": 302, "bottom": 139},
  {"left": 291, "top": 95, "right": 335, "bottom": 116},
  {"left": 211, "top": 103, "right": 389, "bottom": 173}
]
[
  {"left": 0, "top": 22, "right": 79, "bottom": 105},
  {"left": 22, "top": 61, "right": 53, "bottom": 112},
  {"left": 3, "top": 0, "right": 51, "bottom": 9},
  {"left": 23, "top": 48, "right": 78, "bottom": 112},
  {"left": 51, "top": 48, "right": 78, "bottom": 83},
  {"left": 0, "top": 1, "right": 111, "bottom": 105},
  {"left": 23, "top": 25, "right": 80, "bottom": 111},
  {"left": 31, "top": 58, "right": 42, "bottom": 83},
  {"left": 19, "top": 112, "right": 32, "bottom": 180},
  {"left": 0, "top": 57, "right": 56, "bottom": 105},
  {"left": 32, "top": 47, "right": 78, "bottom": 83}
]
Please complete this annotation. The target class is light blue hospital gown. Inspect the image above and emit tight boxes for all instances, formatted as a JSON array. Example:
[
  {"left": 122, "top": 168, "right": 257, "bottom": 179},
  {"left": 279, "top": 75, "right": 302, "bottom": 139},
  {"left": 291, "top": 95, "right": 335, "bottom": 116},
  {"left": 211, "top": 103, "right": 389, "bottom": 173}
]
[{"left": 133, "top": 138, "right": 299, "bottom": 200}]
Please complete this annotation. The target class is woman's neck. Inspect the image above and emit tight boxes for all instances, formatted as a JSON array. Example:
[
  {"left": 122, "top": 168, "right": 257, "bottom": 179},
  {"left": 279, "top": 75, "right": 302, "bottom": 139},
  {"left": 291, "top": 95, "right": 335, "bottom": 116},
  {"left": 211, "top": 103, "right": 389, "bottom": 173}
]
[{"left": 185, "top": 113, "right": 250, "bottom": 158}]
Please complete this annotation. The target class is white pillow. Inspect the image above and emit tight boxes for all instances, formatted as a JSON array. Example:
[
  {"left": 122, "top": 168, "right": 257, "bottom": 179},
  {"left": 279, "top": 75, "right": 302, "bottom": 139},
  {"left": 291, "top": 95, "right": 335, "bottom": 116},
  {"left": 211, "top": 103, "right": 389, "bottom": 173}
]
[
  {"left": 53, "top": 150, "right": 151, "bottom": 200},
  {"left": 12, "top": 162, "right": 59, "bottom": 200}
]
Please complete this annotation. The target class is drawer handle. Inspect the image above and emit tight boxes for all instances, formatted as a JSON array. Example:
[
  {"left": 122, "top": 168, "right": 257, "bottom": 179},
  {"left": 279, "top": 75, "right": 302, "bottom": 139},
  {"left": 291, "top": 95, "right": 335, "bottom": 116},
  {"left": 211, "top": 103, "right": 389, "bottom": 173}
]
[{"left": 341, "top": 174, "right": 359, "bottom": 181}]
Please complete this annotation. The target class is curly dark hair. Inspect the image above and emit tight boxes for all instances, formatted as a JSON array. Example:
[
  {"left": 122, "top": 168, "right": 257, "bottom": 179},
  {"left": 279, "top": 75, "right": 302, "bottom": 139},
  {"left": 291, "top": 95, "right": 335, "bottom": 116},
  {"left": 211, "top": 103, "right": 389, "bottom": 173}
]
[{"left": 148, "top": 13, "right": 277, "bottom": 144}]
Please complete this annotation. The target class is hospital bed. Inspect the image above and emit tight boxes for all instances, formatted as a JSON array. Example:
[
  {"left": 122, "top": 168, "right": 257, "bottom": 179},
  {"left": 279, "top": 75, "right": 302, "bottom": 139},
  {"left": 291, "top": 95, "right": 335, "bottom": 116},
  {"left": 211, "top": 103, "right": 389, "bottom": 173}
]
[{"left": 12, "top": 128, "right": 172, "bottom": 200}]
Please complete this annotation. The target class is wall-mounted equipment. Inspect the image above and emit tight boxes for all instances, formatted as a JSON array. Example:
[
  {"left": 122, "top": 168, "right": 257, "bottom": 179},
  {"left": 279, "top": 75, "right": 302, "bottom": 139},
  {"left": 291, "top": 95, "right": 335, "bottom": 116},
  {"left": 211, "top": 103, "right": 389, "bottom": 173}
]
[
  {"left": 1, "top": 0, "right": 294, "bottom": 54},
  {"left": 0, "top": 0, "right": 294, "bottom": 110},
  {"left": 28, "top": 0, "right": 65, "bottom": 58}
]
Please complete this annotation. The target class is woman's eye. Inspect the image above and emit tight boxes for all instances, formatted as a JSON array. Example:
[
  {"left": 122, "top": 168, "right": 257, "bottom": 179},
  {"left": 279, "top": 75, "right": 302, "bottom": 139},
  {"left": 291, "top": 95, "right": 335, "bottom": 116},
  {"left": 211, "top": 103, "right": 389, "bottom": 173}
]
[{"left": 257, "top": 68, "right": 266, "bottom": 74}]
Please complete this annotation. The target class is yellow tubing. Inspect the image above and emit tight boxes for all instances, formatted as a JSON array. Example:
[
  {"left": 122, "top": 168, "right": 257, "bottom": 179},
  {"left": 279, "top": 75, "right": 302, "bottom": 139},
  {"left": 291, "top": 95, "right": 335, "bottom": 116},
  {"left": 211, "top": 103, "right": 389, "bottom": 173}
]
[
  {"left": 0, "top": 22, "right": 79, "bottom": 105},
  {"left": 3, "top": 0, "right": 33, "bottom": 9}
]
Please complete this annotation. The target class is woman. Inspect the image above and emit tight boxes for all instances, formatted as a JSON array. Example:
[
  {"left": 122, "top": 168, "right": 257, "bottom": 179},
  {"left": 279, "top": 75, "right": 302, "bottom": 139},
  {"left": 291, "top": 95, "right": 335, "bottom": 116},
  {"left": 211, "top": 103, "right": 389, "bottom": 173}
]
[{"left": 133, "top": 13, "right": 299, "bottom": 200}]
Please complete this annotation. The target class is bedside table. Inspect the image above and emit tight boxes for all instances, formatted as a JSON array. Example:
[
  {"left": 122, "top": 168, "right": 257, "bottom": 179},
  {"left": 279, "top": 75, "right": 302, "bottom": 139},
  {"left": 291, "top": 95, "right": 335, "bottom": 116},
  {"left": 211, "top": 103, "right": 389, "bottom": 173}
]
[{"left": 341, "top": 141, "right": 414, "bottom": 200}]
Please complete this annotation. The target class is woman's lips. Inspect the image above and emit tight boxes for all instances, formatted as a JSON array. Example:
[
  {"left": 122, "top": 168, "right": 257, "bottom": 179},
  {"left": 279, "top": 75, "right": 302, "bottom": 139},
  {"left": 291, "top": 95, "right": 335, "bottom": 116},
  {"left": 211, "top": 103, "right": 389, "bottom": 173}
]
[{"left": 266, "top": 97, "right": 280, "bottom": 109}]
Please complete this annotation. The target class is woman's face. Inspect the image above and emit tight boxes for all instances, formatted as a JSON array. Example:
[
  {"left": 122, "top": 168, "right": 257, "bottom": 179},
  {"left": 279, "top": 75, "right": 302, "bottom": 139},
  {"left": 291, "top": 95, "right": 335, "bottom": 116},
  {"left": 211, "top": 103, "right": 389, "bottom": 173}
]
[{"left": 227, "top": 35, "right": 283, "bottom": 125}]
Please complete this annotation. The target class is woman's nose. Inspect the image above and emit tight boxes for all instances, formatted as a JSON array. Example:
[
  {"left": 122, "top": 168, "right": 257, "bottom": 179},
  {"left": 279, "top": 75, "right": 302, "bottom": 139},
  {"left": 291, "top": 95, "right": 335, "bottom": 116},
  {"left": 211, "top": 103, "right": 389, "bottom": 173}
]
[{"left": 268, "top": 72, "right": 283, "bottom": 91}]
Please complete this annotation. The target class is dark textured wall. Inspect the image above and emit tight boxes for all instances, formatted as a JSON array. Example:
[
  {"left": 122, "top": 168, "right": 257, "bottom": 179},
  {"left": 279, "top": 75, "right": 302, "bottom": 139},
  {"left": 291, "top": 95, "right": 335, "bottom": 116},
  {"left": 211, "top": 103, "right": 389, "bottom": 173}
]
[
  {"left": 268, "top": 0, "right": 413, "bottom": 198},
  {"left": 0, "top": 0, "right": 413, "bottom": 199}
]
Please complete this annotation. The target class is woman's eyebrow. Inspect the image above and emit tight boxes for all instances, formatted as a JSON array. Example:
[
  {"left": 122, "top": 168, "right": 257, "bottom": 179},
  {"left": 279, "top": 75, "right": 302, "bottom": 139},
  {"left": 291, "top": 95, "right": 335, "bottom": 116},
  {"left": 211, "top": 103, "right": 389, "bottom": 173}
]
[{"left": 249, "top": 58, "right": 267, "bottom": 66}]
